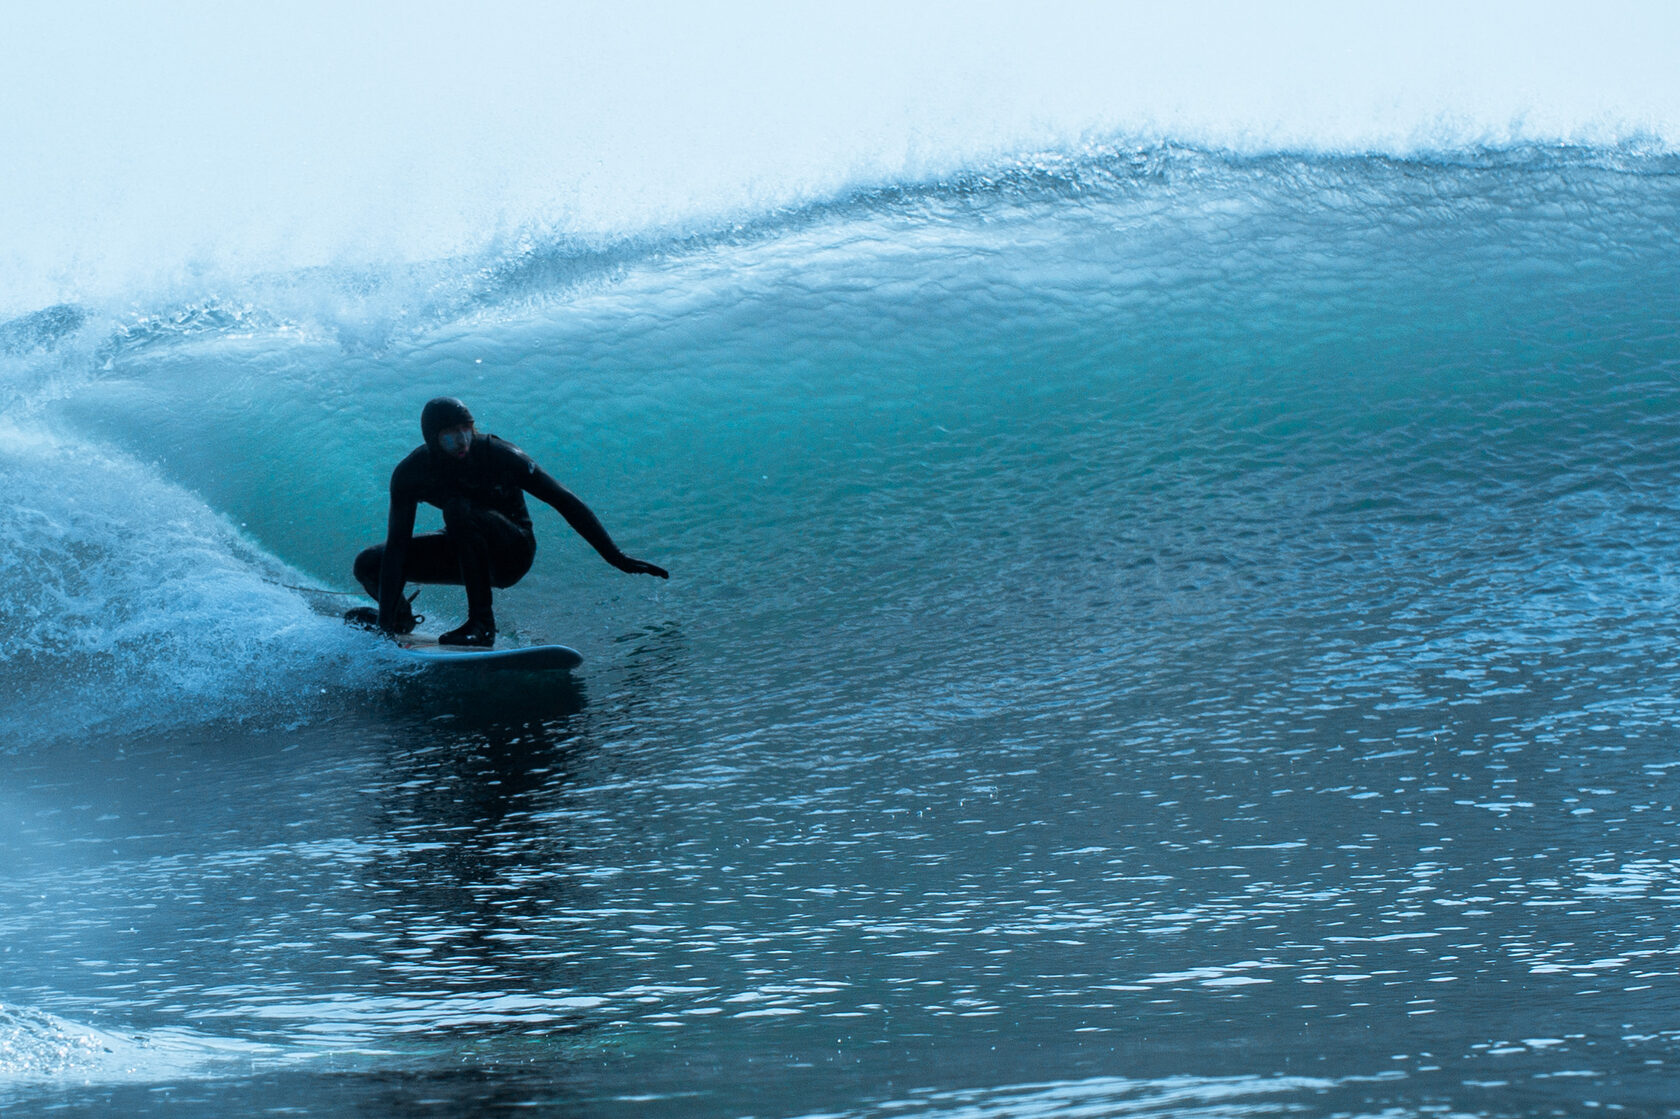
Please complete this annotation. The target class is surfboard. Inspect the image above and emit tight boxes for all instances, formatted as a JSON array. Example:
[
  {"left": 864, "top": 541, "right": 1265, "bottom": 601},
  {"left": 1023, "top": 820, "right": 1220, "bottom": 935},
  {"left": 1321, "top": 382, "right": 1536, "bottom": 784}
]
[{"left": 393, "top": 634, "right": 583, "bottom": 671}]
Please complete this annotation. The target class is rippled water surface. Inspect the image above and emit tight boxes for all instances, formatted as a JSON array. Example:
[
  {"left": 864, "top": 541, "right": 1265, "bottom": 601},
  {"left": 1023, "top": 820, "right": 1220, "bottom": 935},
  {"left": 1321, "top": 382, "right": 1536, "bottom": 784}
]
[{"left": 4, "top": 149, "right": 1680, "bottom": 1116}]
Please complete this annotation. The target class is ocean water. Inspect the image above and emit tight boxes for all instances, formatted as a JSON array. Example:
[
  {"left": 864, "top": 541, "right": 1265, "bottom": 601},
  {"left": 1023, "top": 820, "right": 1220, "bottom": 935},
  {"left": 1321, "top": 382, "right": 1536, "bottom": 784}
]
[{"left": 3, "top": 139, "right": 1680, "bottom": 1117}]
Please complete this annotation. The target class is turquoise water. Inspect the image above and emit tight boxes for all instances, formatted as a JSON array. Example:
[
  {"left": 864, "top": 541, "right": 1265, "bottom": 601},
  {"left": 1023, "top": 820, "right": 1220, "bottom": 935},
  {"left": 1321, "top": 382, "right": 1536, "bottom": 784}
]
[{"left": 3, "top": 146, "right": 1680, "bottom": 1116}]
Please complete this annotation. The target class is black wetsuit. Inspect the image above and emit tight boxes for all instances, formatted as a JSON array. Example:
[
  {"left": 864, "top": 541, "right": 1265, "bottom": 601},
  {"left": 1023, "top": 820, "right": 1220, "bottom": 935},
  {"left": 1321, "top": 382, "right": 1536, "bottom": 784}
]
[{"left": 354, "top": 433, "right": 626, "bottom": 631}]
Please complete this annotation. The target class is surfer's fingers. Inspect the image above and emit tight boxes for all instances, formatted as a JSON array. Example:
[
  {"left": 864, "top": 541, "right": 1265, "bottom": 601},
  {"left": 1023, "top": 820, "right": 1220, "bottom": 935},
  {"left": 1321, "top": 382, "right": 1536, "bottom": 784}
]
[{"left": 618, "top": 555, "right": 668, "bottom": 578}]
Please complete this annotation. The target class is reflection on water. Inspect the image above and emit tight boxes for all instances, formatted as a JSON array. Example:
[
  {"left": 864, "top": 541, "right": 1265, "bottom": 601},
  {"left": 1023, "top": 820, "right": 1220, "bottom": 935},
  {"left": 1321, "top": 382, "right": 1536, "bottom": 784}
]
[{"left": 5, "top": 614, "right": 1680, "bottom": 1117}]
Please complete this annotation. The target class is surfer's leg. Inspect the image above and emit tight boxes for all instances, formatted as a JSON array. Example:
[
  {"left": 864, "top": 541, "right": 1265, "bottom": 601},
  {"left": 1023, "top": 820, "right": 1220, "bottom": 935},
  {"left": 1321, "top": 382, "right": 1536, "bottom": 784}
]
[
  {"left": 347, "top": 533, "right": 460, "bottom": 631},
  {"left": 354, "top": 534, "right": 462, "bottom": 593},
  {"left": 348, "top": 539, "right": 441, "bottom": 632},
  {"left": 437, "top": 504, "right": 535, "bottom": 593},
  {"left": 481, "top": 513, "right": 537, "bottom": 589},
  {"left": 394, "top": 533, "right": 469, "bottom": 585},
  {"left": 344, "top": 546, "right": 386, "bottom": 629},
  {"left": 352, "top": 544, "right": 384, "bottom": 599},
  {"left": 439, "top": 499, "right": 499, "bottom": 644}
]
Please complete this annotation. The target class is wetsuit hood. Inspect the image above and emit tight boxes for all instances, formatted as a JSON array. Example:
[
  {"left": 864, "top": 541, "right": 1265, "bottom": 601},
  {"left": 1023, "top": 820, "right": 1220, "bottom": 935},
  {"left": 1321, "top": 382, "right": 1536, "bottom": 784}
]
[{"left": 420, "top": 397, "right": 474, "bottom": 454}]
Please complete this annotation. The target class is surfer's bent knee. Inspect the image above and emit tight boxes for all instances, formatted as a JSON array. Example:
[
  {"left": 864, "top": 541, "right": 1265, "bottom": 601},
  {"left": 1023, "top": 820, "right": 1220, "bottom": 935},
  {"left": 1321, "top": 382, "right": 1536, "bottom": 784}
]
[
  {"left": 353, "top": 544, "right": 384, "bottom": 591},
  {"left": 490, "top": 543, "right": 535, "bottom": 589}
]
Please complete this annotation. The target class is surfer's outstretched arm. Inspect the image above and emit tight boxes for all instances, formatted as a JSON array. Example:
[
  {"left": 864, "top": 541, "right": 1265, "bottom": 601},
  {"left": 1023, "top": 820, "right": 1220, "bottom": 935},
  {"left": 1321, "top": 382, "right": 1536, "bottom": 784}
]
[{"left": 525, "top": 466, "right": 669, "bottom": 579}]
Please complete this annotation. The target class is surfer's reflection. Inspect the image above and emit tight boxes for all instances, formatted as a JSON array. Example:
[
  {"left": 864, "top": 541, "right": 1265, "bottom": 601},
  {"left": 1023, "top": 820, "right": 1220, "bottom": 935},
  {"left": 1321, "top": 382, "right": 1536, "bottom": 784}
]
[
  {"left": 359, "top": 697, "right": 597, "bottom": 991},
  {"left": 378, "top": 675, "right": 587, "bottom": 836},
  {"left": 361, "top": 632, "right": 684, "bottom": 992}
]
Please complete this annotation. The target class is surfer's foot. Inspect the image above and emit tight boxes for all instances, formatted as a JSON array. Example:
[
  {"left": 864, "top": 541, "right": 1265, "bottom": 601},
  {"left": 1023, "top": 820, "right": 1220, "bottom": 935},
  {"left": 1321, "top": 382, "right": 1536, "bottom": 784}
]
[
  {"left": 388, "top": 592, "right": 421, "bottom": 635},
  {"left": 438, "top": 617, "right": 496, "bottom": 647},
  {"left": 343, "top": 606, "right": 380, "bottom": 630},
  {"left": 344, "top": 592, "right": 422, "bottom": 635}
]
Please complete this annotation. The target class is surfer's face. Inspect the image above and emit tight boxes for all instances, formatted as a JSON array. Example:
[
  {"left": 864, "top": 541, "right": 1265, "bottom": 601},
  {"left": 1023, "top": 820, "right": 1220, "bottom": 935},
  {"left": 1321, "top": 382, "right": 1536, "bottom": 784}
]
[{"left": 437, "top": 424, "right": 473, "bottom": 459}]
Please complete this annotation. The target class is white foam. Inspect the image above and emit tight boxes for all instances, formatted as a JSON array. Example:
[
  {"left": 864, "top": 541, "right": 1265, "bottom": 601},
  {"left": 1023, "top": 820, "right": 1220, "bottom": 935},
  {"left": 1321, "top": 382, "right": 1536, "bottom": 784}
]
[
  {"left": 0, "top": 418, "right": 384, "bottom": 747},
  {"left": 0, "top": 1004, "right": 278, "bottom": 1086}
]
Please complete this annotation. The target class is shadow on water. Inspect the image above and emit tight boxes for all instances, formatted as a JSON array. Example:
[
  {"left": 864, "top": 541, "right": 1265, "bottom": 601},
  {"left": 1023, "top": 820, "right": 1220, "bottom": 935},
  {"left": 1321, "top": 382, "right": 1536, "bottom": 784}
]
[
  {"left": 382, "top": 661, "right": 590, "bottom": 729},
  {"left": 370, "top": 674, "right": 590, "bottom": 843},
  {"left": 351, "top": 626, "right": 689, "bottom": 900}
]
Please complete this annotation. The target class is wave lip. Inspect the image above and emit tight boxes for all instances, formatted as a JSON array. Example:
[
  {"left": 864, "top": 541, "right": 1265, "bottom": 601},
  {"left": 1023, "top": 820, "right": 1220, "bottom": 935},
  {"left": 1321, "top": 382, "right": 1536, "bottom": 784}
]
[
  {"left": 13, "top": 138, "right": 1679, "bottom": 365},
  {"left": 0, "top": 305, "right": 85, "bottom": 357}
]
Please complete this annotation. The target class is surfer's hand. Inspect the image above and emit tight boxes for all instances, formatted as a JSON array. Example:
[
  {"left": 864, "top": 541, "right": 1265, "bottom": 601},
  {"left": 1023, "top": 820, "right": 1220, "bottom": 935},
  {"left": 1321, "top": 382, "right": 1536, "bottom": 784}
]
[{"left": 613, "top": 554, "right": 669, "bottom": 579}]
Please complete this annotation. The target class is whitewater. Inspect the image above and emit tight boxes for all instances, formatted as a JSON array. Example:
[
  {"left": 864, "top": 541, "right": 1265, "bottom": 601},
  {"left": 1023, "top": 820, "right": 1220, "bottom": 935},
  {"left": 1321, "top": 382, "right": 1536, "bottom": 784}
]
[{"left": 6, "top": 6, "right": 1680, "bottom": 1117}]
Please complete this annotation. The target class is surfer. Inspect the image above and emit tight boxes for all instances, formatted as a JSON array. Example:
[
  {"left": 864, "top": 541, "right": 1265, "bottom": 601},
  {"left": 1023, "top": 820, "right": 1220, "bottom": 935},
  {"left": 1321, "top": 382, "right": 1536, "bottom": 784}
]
[{"left": 346, "top": 397, "right": 668, "bottom": 646}]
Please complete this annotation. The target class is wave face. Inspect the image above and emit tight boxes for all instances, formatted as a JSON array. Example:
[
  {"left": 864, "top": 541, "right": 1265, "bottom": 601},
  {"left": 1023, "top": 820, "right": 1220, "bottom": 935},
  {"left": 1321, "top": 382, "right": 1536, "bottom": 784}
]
[
  {"left": 3, "top": 144, "right": 1680, "bottom": 1114},
  {"left": 5, "top": 145, "right": 1677, "bottom": 745}
]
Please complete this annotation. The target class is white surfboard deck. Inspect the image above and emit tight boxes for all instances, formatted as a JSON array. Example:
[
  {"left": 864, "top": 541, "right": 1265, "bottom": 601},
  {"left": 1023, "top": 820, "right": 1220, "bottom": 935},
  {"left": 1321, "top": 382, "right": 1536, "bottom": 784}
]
[{"left": 393, "top": 634, "right": 583, "bottom": 671}]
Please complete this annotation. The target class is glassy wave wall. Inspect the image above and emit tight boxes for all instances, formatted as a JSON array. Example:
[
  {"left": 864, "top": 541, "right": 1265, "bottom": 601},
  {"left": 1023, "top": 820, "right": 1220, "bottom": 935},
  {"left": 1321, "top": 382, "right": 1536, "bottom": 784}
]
[{"left": 3, "top": 142, "right": 1680, "bottom": 1116}]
